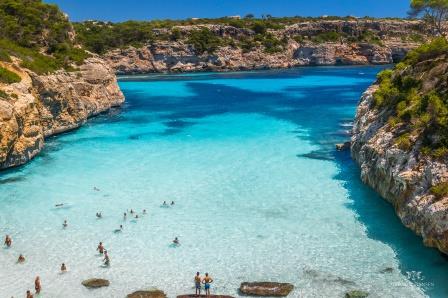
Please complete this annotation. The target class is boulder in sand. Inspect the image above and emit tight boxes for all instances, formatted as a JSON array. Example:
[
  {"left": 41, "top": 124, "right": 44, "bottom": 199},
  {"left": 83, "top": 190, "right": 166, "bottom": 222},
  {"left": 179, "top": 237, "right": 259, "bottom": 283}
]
[{"left": 81, "top": 278, "right": 110, "bottom": 288}]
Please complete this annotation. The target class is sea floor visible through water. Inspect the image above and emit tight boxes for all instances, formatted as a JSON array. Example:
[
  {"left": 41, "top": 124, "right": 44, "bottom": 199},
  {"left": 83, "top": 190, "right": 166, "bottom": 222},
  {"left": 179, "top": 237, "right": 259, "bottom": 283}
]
[{"left": 1, "top": 67, "right": 448, "bottom": 298}]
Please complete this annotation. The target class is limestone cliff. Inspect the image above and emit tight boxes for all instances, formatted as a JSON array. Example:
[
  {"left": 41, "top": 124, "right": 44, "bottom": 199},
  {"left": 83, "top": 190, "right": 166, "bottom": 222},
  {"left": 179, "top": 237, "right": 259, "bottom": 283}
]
[
  {"left": 351, "top": 54, "right": 448, "bottom": 254},
  {"left": 102, "top": 20, "right": 425, "bottom": 74},
  {"left": 0, "top": 57, "right": 124, "bottom": 169}
]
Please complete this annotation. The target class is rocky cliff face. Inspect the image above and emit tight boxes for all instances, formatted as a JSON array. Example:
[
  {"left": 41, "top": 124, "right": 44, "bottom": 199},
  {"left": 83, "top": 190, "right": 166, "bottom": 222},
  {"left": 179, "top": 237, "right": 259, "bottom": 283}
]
[
  {"left": 103, "top": 20, "right": 424, "bottom": 74},
  {"left": 351, "top": 86, "right": 448, "bottom": 253},
  {"left": 0, "top": 57, "right": 124, "bottom": 170}
]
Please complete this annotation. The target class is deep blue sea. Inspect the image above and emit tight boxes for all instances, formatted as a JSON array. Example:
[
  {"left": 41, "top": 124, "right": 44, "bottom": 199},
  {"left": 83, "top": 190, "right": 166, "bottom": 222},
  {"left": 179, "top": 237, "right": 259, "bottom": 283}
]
[{"left": 1, "top": 67, "right": 448, "bottom": 297}]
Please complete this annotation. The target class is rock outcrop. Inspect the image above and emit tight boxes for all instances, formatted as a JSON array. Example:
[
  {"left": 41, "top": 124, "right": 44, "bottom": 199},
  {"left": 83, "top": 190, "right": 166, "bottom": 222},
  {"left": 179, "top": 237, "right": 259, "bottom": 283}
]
[
  {"left": 0, "top": 57, "right": 124, "bottom": 170},
  {"left": 81, "top": 278, "right": 110, "bottom": 288},
  {"left": 127, "top": 289, "right": 167, "bottom": 298},
  {"left": 103, "top": 20, "right": 424, "bottom": 74},
  {"left": 351, "top": 86, "right": 448, "bottom": 253},
  {"left": 239, "top": 282, "right": 294, "bottom": 296}
]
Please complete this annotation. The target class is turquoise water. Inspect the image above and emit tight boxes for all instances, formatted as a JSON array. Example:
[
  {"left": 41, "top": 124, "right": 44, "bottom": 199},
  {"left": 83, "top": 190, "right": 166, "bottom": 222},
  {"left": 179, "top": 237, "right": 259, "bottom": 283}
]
[{"left": 1, "top": 67, "right": 448, "bottom": 297}]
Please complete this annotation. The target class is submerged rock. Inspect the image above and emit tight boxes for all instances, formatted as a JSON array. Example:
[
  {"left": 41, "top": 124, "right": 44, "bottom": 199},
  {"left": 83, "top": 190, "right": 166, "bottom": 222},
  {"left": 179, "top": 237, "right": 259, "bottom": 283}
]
[
  {"left": 177, "top": 295, "right": 234, "bottom": 298},
  {"left": 81, "top": 278, "right": 110, "bottom": 288},
  {"left": 336, "top": 141, "right": 351, "bottom": 151},
  {"left": 239, "top": 282, "right": 294, "bottom": 296},
  {"left": 345, "top": 290, "right": 369, "bottom": 298},
  {"left": 127, "top": 289, "right": 167, "bottom": 298}
]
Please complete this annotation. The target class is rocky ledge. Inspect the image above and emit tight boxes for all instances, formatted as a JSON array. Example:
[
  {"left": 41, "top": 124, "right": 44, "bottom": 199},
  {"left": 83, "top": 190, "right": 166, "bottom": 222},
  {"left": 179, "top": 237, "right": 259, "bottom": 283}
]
[
  {"left": 351, "top": 86, "right": 448, "bottom": 253},
  {"left": 0, "top": 57, "right": 124, "bottom": 170}
]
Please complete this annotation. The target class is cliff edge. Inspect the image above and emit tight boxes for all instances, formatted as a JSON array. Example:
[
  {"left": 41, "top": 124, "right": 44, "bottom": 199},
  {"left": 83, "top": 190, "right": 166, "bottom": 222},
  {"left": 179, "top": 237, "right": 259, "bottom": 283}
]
[{"left": 351, "top": 38, "right": 448, "bottom": 253}]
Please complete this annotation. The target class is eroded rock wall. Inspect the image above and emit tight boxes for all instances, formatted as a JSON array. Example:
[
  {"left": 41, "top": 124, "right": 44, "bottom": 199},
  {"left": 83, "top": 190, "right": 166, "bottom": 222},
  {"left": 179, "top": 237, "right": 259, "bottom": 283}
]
[{"left": 0, "top": 57, "right": 124, "bottom": 169}]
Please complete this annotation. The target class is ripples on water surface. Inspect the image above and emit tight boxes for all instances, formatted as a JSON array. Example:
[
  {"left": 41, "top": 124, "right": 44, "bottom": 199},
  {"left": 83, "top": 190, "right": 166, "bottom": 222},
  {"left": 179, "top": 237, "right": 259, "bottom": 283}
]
[{"left": 1, "top": 67, "right": 448, "bottom": 297}]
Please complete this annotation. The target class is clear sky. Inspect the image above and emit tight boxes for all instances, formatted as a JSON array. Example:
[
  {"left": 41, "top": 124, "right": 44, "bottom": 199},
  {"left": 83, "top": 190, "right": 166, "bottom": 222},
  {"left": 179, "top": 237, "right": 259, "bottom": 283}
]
[{"left": 45, "top": 0, "right": 411, "bottom": 22}]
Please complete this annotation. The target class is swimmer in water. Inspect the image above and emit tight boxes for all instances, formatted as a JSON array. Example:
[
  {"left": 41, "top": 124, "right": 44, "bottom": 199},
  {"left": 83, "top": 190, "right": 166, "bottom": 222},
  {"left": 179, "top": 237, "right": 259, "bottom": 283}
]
[
  {"left": 4, "top": 235, "right": 12, "bottom": 247},
  {"left": 123, "top": 212, "right": 127, "bottom": 219},
  {"left": 55, "top": 203, "right": 64, "bottom": 207},
  {"left": 17, "top": 254, "right": 25, "bottom": 263},
  {"left": 26, "top": 290, "right": 33, "bottom": 298},
  {"left": 97, "top": 242, "right": 104, "bottom": 254},
  {"left": 103, "top": 250, "right": 110, "bottom": 266},
  {"left": 163, "top": 201, "right": 167, "bottom": 206},
  {"left": 173, "top": 237, "right": 180, "bottom": 245},
  {"left": 143, "top": 209, "right": 147, "bottom": 214},
  {"left": 63, "top": 220, "right": 68, "bottom": 228},
  {"left": 61, "top": 263, "right": 67, "bottom": 272},
  {"left": 94, "top": 186, "right": 100, "bottom": 191},
  {"left": 96, "top": 212, "right": 102, "bottom": 218},
  {"left": 135, "top": 214, "right": 139, "bottom": 219},
  {"left": 35, "top": 276, "right": 41, "bottom": 294},
  {"left": 171, "top": 201, "right": 175, "bottom": 205},
  {"left": 130, "top": 209, "right": 134, "bottom": 214}
]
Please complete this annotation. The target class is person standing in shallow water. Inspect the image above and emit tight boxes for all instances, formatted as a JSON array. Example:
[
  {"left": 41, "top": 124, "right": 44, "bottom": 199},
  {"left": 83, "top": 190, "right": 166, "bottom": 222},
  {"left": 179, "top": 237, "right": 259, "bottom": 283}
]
[
  {"left": 202, "top": 273, "right": 213, "bottom": 297},
  {"left": 97, "top": 242, "right": 104, "bottom": 254},
  {"left": 4, "top": 235, "right": 12, "bottom": 247},
  {"left": 103, "top": 250, "right": 110, "bottom": 266},
  {"left": 61, "top": 263, "right": 67, "bottom": 272},
  {"left": 34, "top": 276, "right": 41, "bottom": 294},
  {"left": 194, "top": 272, "right": 202, "bottom": 297}
]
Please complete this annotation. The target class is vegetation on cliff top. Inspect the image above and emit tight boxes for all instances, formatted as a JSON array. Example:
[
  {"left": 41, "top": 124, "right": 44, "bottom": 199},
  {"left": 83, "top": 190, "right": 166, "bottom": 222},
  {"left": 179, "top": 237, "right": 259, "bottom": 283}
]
[
  {"left": 374, "top": 37, "right": 448, "bottom": 158},
  {"left": 0, "top": 66, "right": 21, "bottom": 84},
  {"left": 0, "top": 0, "right": 90, "bottom": 75},
  {"left": 73, "top": 16, "right": 424, "bottom": 55}
]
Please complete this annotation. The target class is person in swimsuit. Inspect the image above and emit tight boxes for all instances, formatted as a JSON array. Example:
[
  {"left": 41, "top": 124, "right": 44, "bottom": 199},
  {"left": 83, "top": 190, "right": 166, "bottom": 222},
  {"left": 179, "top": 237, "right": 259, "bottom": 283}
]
[
  {"left": 171, "top": 201, "right": 175, "bottom": 205},
  {"left": 163, "top": 201, "right": 167, "bottom": 206},
  {"left": 17, "top": 254, "right": 25, "bottom": 263},
  {"left": 194, "top": 272, "right": 202, "bottom": 297},
  {"left": 97, "top": 242, "right": 104, "bottom": 254},
  {"left": 173, "top": 237, "right": 180, "bottom": 245},
  {"left": 26, "top": 290, "right": 33, "bottom": 298},
  {"left": 4, "top": 235, "right": 12, "bottom": 247},
  {"left": 103, "top": 250, "right": 110, "bottom": 266},
  {"left": 61, "top": 263, "right": 67, "bottom": 272},
  {"left": 35, "top": 276, "right": 41, "bottom": 294},
  {"left": 202, "top": 273, "right": 213, "bottom": 297},
  {"left": 130, "top": 209, "right": 134, "bottom": 214},
  {"left": 143, "top": 209, "right": 147, "bottom": 214},
  {"left": 55, "top": 203, "right": 64, "bottom": 207},
  {"left": 63, "top": 220, "right": 68, "bottom": 228},
  {"left": 124, "top": 212, "right": 127, "bottom": 219},
  {"left": 96, "top": 212, "right": 102, "bottom": 218}
]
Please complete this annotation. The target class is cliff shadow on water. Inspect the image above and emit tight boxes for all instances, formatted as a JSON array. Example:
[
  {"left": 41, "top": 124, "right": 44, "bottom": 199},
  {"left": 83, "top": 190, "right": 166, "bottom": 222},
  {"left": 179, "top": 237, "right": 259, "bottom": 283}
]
[{"left": 334, "top": 151, "right": 448, "bottom": 297}]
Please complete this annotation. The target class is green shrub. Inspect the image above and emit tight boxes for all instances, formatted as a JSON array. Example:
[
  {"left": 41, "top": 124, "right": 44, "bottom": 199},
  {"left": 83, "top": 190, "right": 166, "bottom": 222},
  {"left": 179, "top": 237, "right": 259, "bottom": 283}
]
[
  {"left": 0, "top": 66, "right": 20, "bottom": 84},
  {"left": 430, "top": 182, "right": 448, "bottom": 199},
  {"left": 187, "top": 28, "right": 221, "bottom": 54},
  {"left": 396, "top": 133, "right": 412, "bottom": 151},
  {"left": 312, "top": 31, "right": 341, "bottom": 43},
  {"left": 0, "top": 49, "right": 11, "bottom": 62},
  {"left": 403, "top": 37, "right": 448, "bottom": 66}
]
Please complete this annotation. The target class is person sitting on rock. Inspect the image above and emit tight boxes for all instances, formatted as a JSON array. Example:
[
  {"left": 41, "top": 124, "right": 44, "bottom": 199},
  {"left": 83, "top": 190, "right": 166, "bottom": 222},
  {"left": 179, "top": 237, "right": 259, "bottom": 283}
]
[
  {"left": 97, "top": 242, "right": 104, "bottom": 254},
  {"left": 194, "top": 272, "right": 202, "bottom": 297},
  {"left": 202, "top": 273, "right": 213, "bottom": 297},
  {"left": 26, "top": 290, "right": 33, "bottom": 298},
  {"left": 17, "top": 254, "right": 25, "bottom": 263},
  {"left": 4, "top": 235, "right": 12, "bottom": 247},
  {"left": 35, "top": 276, "right": 41, "bottom": 294},
  {"left": 61, "top": 263, "right": 67, "bottom": 272}
]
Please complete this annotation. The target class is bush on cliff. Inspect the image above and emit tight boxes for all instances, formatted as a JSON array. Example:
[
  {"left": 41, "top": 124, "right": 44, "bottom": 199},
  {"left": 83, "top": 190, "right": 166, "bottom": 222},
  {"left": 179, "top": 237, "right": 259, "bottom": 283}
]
[
  {"left": 374, "top": 38, "right": 448, "bottom": 157},
  {"left": 430, "top": 182, "right": 448, "bottom": 199},
  {"left": 0, "top": 0, "right": 90, "bottom": 73},
  {"left": 0, "top": 66, "right": 21, "bottom": 84},
  {"left": 187, "top": 28, "right": 222, "bottom": 54}
]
